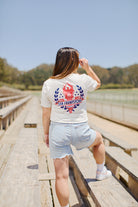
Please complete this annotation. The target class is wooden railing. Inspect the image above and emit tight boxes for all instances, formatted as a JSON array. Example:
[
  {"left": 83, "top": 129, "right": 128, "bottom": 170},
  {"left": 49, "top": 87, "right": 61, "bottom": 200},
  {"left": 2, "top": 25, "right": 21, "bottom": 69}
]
[{"left": 0, "top": 96, "right": 31, "bottom": 130}]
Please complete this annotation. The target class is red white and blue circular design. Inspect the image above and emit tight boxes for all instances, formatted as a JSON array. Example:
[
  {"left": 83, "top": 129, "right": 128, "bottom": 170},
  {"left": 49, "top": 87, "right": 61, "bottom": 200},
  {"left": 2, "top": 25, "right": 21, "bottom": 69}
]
[{"left": 54, "top": 82, "right": 84, "bottom": 113}]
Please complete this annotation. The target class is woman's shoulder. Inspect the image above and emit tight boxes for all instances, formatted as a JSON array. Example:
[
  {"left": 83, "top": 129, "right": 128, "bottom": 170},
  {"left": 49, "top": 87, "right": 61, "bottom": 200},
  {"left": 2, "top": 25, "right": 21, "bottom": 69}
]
[
  {"left": 71, "top": 73, "right": 87, "bottom": 78},
  {"left": 43, "top": 78, "right": 55, "bottom": 85},
  {"left": 74, "top": 73, "right": 88, "bottom": 80}
]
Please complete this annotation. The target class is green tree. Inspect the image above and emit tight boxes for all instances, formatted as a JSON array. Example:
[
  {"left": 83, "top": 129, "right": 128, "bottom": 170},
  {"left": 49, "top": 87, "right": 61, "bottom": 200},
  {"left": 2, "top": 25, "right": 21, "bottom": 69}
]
[{"left": 0, "top": 58, "right": 6, "bottom": 81}]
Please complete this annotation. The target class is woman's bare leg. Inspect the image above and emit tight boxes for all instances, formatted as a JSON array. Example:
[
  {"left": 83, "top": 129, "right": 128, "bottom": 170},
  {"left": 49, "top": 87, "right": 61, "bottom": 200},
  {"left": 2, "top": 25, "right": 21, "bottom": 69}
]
[
  {"left": 89, "top": 131, "right": 105, "bottom": 164},
  {"left": 54, "top": 156, "right": 69, "bottom": 207}
]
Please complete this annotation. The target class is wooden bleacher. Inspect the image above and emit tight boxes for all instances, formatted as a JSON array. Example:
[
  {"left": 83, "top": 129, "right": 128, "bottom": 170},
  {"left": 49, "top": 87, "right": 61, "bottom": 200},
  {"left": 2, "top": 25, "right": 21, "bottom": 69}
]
[
  {"left": 0, "top": 95, "right": 137, "bottom": 206},
  {"left": 0, "top": 130, "right": 4, "bottom": 140},
  {"left": 0, "top": 96, "right": 31, "bottom": 130},
  {"left": 0, "top": 96, "right": 83, "bottom": 206},
  {"left": 0, "top": 94, "right": 27, "bottom": 109},
  {"left": 105, "top": 146, "right": 138, "bottom": 200},
  {"left": 0, "top": 127, "right": 41, "bottom": 207},
  {"left": 88, "top": 121, "right": 138, "bottom": 155},
  {"left": 69, "top": 147, "right": 138, "bottom": 206},
  {"left": 0, "top": 86, "right": 22, "bottom": 98},
  {"left": 0, "top": 98, "right": 34, "bottom": 178},
  {"left": 24, "top": 97, "right": 38, "bottom": 128},
  {"left": 0, "top": 97, "right": 40, "bottom": 207}
]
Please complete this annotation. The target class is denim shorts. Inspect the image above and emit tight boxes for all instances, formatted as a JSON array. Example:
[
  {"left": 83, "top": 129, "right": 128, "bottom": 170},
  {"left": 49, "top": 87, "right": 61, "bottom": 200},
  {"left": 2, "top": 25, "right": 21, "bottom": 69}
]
[{"left": 49, "top": 121, "right": 97, "bottom": 159}]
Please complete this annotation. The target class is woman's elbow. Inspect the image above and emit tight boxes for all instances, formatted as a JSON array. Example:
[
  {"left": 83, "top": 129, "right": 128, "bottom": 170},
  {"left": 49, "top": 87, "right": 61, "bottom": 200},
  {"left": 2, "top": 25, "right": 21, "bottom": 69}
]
[
  {"left": 42, "top": 107, "right": 51, "bottom": 116},
  {"left": 96, "top": 81, "right": 101, "bottom": 89}
]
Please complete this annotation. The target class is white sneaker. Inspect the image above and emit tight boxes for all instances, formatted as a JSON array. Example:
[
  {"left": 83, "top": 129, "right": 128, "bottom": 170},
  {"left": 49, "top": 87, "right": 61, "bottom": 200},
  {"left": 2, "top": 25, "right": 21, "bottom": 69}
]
[{"left": 96, "top": 166, "right": 112, "bottom": 181}]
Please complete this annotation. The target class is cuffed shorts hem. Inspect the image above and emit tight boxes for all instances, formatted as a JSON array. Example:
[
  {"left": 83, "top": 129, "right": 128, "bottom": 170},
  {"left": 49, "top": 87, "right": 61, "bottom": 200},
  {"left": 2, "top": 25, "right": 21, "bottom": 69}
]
[{"left": 51, "top": 153, "right": 73, "bottom": 159}]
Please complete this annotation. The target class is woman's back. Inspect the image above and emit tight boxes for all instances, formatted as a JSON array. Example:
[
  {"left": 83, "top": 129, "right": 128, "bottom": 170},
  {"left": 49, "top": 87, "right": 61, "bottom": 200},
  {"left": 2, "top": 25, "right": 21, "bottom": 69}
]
[{"left": 41, "top": 73, "right": 97, "bottom": 123}]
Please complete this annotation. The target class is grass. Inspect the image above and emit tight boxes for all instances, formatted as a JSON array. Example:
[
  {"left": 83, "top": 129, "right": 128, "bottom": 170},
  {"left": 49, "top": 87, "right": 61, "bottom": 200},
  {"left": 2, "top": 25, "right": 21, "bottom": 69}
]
[
  {"left": 28, "top": 90, "right": 41, "bottom": 97},
  {"left": 94, "top": 88, "right": 138, "bottom": 94},
  {"left": 30, "top": 89, "right": 138, "bottom": 106},
  {"left": 88, "top": 88, "right": 138, "bottom": 106}
]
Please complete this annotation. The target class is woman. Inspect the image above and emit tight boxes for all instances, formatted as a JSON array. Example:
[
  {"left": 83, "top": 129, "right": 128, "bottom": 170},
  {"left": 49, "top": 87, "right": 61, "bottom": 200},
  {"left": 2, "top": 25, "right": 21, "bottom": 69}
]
[{"left": 41, "top": 47, "right": 111, "bottom": 207}]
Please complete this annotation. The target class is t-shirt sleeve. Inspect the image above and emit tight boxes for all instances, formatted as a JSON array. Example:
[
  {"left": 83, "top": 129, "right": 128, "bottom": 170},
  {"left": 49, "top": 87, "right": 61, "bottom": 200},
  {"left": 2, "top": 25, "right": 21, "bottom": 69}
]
[
  {"left": 41, "top": 81, "right": 52, "bottom": 108},
  {"left": 82, "top": 74, "right": 98, "bottom": 92}
]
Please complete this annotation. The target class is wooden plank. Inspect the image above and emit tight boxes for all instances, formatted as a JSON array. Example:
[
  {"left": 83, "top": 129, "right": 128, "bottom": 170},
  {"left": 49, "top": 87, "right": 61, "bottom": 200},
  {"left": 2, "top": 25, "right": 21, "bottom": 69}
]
[
  {"left": 105, "top": 146, "right": 138, "bottom": 200},
  {"left": 0, "top": 96, "right": 31, "bottom": 118},
  {"left": 88, "top": 121, "right": 137, "bottom": 154},
  {"left": 47, "top": 152, "right": 87, "bottom": 207},
  {"left": 24, "top": 97, "right": 38, "bottom": 128},
  {"left": 0, "top": 130, "right": 5, "bottom": 140},
  {"left": 69, "top": 169, "right": 85, "bottom": 207},
  {"left": 37, "top": 97, "right": 54, "bottom": 207},
  {"left": 46, "top": 153, "right": 61, "bottom": 207},
  {"left": 0, "top": 99, "right": 37, "bottom": 178},
  {"left": 38, "top": 172, "right": 55, "bottom": 181},
  {"left": 0, "top": 185, "right": 40, "bottom": 207},
  {"left": 105, "top": 146, "right": 138, "bottom": 181},
  {"left": 38, "top": 154, "right": 53, "bottom": 207},
  {"left": 0, "top": 96, "right": 31, "bottom": 130},
  {"left": 0, "top": 143, "right": 13, "bottom": 177},
  {"left": 70, "top": 147, "right": 138, "bottom": 207},
  {"left": 0, "top": 94, "right": 26, "bottom": 104},
  {"left": 0, "top": 98, "right": 33, "bottom": 145},
  {"left": 38, "top": 170, "right": 85, "bottom": 206},
  {"left": 0, "top": 128, "right": 41, "bottom": 207}
]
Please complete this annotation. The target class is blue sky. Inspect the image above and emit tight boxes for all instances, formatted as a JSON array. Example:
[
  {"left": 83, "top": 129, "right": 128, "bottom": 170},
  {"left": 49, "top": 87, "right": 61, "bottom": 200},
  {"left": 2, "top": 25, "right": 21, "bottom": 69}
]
[{"left": 0, "top": 0, "right": 138, "bottom": 71}]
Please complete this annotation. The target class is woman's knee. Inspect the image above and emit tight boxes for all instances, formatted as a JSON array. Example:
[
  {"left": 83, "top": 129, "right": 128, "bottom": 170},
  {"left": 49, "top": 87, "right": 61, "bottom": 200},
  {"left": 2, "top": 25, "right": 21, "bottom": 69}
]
[
  {"left": 95, "top": 131, "right": 103, "bottom": 144},
  {"left": 89, "top": 131, "right": 103, "bottom": 148},
  {"left": 56, "top": 169, "right": 69, "bottom": 180},
  {"left": 54, "top": 157, "right": 69, "bottom": 180}
]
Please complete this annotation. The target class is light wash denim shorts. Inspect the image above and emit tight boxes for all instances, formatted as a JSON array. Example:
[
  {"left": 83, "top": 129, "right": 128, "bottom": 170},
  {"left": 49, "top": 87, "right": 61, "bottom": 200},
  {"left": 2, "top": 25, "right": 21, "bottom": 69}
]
[{"left": 49, "top": 121, "right": 97, "bottom": 159}]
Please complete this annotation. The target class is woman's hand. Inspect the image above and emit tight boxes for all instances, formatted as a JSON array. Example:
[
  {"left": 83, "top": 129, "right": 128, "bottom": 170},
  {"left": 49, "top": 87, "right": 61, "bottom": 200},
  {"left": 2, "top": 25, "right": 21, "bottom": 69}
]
[
  {"left": 79, "top": 58, "right": 89, "bottom": 71},
  {"left": 79, "top": 58, "right": 101, "bottom": 89},
  {"left": 43, "top": 134, "right": 49, "bottom": 147}
]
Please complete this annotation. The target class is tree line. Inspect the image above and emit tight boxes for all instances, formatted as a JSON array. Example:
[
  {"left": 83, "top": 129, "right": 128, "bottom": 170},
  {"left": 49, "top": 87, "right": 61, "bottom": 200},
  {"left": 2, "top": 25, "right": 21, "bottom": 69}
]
[{"left": 0, "top": 57, "right": 138, "bottom": 89}]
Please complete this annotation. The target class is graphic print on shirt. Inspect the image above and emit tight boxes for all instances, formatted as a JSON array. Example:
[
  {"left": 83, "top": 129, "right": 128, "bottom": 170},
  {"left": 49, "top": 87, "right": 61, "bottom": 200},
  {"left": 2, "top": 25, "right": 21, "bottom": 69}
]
[{"left": 54, "top": 82, "right": 84, "bottom": 113}]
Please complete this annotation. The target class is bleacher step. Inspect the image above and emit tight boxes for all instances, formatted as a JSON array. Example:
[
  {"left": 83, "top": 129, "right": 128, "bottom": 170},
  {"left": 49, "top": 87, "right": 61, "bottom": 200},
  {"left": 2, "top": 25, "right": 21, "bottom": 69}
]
[
  {"left": 24, "top": 97, "right": 39, "bottom": 128},
  {"left": 88, "top": 121, "right": 137, "bottom": 155},
  {"left": 0, "top": 128, "right": 41, "bottom": 207},
  {"left": 105, "top": 146, "right": 138, "bottom": 200},
  {"left": 69, "top": 147, "right": 138, "bottom": 207},
  {"left": 0, "top": 130, "right": 5, "bottom": 140}
]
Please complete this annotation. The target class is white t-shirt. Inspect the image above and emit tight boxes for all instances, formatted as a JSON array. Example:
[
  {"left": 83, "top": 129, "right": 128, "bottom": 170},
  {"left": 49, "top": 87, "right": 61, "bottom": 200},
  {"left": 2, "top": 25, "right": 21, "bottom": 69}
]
[{"left": 41, "top": 73, "right": 98, "bottom": 123}]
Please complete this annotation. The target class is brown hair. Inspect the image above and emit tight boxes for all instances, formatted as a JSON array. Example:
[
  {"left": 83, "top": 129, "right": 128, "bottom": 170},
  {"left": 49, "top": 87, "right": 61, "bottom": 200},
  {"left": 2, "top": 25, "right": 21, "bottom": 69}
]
[{"left": 51, "top": 47, "right": 79, "bottom": 79}]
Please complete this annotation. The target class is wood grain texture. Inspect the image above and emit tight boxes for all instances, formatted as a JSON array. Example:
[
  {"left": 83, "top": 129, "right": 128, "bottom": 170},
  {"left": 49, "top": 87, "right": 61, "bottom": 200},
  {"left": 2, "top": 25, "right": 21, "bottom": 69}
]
[
  {"left": 38, "top": 154, "right": 53, "bottom": 207},
  {"left": 105, "top": 146, "right": 138, "bottom": 200},
  {"left": 88, "top": 121, "right": 137, "bottom": 154},
  {"left": 105, "top": 146, "right": 138, "bottom": 180},
  {"left": 0, "top": 143, "right": 13, "bottom": 177},
  {"left": 0, "top": 96, "right": 31, "bottom": 118},
  {"left": 24, "top": 97, "right": 39, "bottom": 128},
  {"left": 46, "top": 153, "right": 61, "bottom": 207},
  {"left": 69, "top": 170, "right": 85, "bottom": 207},
  {"left": 0, "top": 98, "right": 37, "bottom": 179},
  {"left": 38, "top": 172, "right": 55, "bottom": 181},
  {"left": 70, "top": 147, "right": 138, "bottom": 207},
  {"left": 0, "top": 128, "right": 41, "bottom": 207},
  {"left": 0, "top": 94, "right": 26, "bottom": 104},
  {"left": 0, "top": 130, "right": 5, "bottom": 140}
]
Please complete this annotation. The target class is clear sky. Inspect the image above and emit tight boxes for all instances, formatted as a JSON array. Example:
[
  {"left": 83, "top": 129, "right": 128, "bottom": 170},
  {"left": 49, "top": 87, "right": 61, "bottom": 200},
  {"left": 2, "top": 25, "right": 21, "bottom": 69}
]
[{"left": 0, "top": 0, "right": 138, "bottom": 71}]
